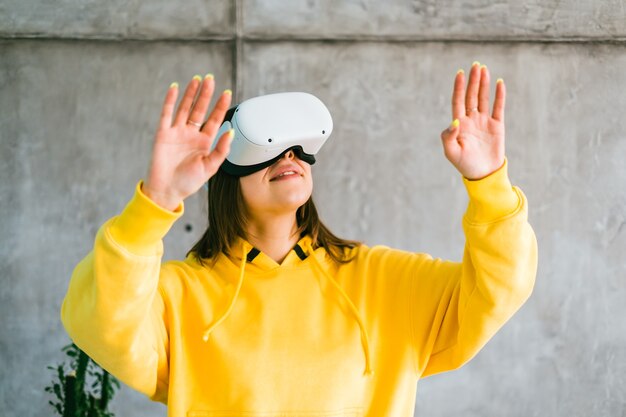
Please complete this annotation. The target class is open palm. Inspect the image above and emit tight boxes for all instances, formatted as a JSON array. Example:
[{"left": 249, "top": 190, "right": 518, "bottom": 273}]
[
  {"left": 441, "top": 63, "right": 506, "bottom": 180},
  {"left": 143, "top": 75, "right": 234, "bottom": 211}
]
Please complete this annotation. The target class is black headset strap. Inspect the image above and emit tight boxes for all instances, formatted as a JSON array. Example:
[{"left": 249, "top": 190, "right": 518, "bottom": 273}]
[{"left": 220, "top": 146, "right": 316, "bottom": 177}]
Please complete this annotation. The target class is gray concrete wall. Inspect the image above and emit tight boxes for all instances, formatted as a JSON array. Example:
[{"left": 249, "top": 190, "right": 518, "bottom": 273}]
[{"left": 1, "top": 1, "right": 625, "bottom": 416}]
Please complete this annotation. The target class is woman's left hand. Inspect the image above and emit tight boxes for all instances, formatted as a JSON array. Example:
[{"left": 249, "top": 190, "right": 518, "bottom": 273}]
[{"left": 440, "top": 62, "right": 506, "bottom": 180}]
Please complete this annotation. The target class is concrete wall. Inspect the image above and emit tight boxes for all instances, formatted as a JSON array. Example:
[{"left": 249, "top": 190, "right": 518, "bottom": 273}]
[{"left": 1, "top": 1, "right": 625, "bottom": 416}]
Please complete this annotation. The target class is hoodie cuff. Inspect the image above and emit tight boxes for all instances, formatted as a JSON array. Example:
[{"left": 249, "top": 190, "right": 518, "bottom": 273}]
[
  {"left": 108, "top": 181, "right": 184, "bottom": 254},
  {"left": 462, "top": 158, "right": 521, "bottom": 224}
]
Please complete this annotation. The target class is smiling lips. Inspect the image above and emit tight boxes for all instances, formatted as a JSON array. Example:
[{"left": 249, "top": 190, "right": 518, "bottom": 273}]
[{"left": 269, "top": 166, "right": 302, "bottom": 181}]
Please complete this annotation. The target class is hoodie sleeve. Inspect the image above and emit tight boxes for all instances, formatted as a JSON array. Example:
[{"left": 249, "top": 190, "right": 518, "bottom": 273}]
[
  {"left": 60, "top": 182, "right": 183, "bottom": 402},
  {"left": 411, "top": 159, "right": 538, "bottom": 377}
]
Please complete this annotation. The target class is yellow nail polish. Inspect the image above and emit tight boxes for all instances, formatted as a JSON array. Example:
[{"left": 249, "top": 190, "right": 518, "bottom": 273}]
[
  {"left": 472, "top": 61, "right": 480, "bottom": 67},
  {"left": 169, "top": 82, "right": 179, "bottom": 89},
  {"left": 480, "top": 64, "right": 487, "bottom": 70},
  {"left": 224, "top": 89, "right": 232, "bottom": 96},
  {"left": 204, "top": 73, "right": 214, "bottom": 80},
  {"left": 457, "top": 69, "right": 464, "bottom": 75},
  {"left": 496, "top": 78, "right": 504, "bottom": 84},
  {"left": 228, "top": 128, "right": 235, "bottom": 141},
  {"left": 193, "top": 74, "right": 202, "bottom": 82},
  {"left": 450, "top": 119, "right": 460, "bottom": 129}
]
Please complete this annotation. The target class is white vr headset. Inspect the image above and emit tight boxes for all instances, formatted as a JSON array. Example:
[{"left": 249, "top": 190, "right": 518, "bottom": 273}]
[{"left": 213, "top": 92, "right": 333, "bottom": 176}]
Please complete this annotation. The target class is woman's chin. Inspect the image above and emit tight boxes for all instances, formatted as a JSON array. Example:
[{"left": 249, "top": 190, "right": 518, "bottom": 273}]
[{"left": 276, "top": 194, "right": 311, "bottom": 211}]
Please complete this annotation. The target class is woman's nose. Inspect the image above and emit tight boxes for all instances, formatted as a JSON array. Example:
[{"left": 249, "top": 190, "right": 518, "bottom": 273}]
[{"left": 283, "top": 149, "right": 295, "bottom": 160}]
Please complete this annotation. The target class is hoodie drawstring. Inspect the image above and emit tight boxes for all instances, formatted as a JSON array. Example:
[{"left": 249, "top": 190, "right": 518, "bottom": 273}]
[
  {"left": 202, "top": 241, "right": 249, "bottom": 343},
  {"left": 306, "top": 243, "right": 373, "bottom": 376},
  {"left": 201, "top": 240, "right": 373, "bottom": 377}
]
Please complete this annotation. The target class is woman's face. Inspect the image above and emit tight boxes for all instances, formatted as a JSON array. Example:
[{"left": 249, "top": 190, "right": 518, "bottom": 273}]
[{"left": 239, "top": 150, "right": 313, "bottom": 218}]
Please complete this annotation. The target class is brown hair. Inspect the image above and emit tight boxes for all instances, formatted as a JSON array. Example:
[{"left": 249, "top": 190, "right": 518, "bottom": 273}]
[{"left": 188, "top": 169, "right": 361, "bottom": 265}]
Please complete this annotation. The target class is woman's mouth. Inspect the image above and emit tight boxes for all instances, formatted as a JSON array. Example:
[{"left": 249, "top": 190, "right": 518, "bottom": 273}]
[{"left": 270, "top": 170, "right": 300, "bottom": 181}]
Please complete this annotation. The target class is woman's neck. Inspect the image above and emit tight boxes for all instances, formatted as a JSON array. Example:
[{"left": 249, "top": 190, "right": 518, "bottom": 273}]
[{"left": 245, "top": 212, "right": 300, "bottom": 264}]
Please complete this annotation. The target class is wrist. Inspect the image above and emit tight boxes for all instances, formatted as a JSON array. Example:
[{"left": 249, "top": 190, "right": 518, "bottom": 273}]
[
  {"left": 141, "top": 182, "right": 182, "bottom": 212},
  {"left": 463, "top": 158, "right": 506, "bottom": 181},
  {"left": 462, "top": 158, "right": 520, "bottom": 223}
]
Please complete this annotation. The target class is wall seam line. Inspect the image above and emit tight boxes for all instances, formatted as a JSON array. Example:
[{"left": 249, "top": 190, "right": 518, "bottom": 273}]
[{"left": 2, "top": 35, "right": 626, "bottom": 45}]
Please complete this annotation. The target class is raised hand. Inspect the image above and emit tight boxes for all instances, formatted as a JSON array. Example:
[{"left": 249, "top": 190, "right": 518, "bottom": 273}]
[
  {"left": 143, "top": 74, "right": 234, "bottom": 211},
  {"left": 440, "top": 62, "right": 506, "bottom": 180}
]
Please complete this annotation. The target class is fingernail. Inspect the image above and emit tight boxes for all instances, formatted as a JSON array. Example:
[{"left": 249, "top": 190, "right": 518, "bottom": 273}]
[
  {"left": 223, "top": 89, "right": 232, "bottom": 96},
  {"left": 496, "top": 78, "right": 504, "bottom": 84},
  {"left": 457, "top": 69, "right": 464, "bottom": 75},
  {"left": 204, "top": 73, "right": 214, "bottom": 80},
  {"left": 450, "top": 119, "right": 460, "bottom": 130},
  {"left": 193, "top": 74, "right": 202, "bottom": 82},
  {"left": 472, "top": 61, "right": 480, "bottom": 67},
  {"left": 169, "top": 82, "right": 179, "bottom": 89},
  {"left": 480, "top": 64, "right": 487, "bottom": 70},
  {"left": 228, "top": 128, "right": 235, "bottom": 142}
]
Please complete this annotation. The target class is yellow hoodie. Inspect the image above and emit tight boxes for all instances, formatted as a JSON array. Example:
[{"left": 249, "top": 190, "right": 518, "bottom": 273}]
[{"left": 61, "top": 159, "right": 537, "bottom": 417}]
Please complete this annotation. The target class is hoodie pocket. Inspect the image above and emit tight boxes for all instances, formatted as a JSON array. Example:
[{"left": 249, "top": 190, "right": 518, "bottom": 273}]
[{"left": 187, "top": 408, "right": 363, "bottom": 417}]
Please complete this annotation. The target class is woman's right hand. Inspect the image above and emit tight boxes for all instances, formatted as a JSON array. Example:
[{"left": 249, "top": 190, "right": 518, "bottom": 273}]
[{"left": 142, "top": 74, "right": 234, "bottom": 211}]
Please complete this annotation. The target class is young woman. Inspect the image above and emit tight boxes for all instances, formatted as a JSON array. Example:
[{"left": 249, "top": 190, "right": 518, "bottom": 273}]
[{"left": 62, "top": 63, "right": 537, "bottom": 417}]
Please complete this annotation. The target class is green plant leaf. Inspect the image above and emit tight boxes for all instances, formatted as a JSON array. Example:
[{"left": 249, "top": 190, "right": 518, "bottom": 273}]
[
  {"left": 53, "top": 383, "right": 63, "bottom": 401},
  {"left": 57, "top": 365, "right": 66, "bottom": 384}
]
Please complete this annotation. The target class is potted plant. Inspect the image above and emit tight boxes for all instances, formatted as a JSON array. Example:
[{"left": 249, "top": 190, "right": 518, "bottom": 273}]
[{"left": 45, "top": 343, "right": 120, "bottom": 417}]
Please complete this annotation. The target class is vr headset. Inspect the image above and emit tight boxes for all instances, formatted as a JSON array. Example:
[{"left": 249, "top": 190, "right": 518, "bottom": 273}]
[{"left": 213, "top": 92, "right": 333, "bottom": 177}]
